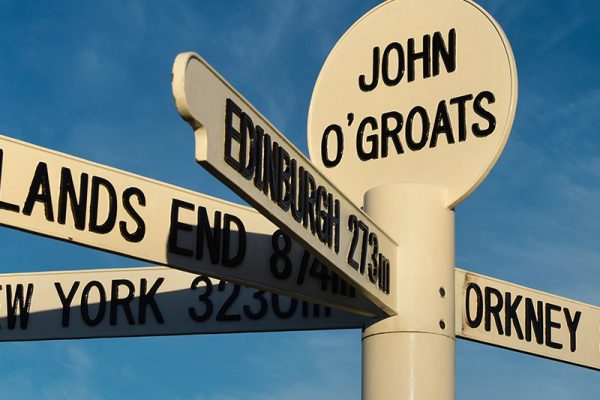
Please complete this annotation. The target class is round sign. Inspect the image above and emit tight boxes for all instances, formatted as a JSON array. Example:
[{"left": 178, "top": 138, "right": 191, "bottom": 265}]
[{"left": 307, "top": 0, "right": 517, "bottom": 209}]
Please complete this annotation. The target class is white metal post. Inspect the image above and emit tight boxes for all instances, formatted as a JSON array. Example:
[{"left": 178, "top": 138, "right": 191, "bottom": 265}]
[{"left": 362, "top": 184, "right": 455, "bottom": 400}]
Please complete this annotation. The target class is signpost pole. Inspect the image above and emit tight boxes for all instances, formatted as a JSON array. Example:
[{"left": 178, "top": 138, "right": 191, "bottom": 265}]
[{"left": 362, "top": 184, "right": 455, "bottom": 399}]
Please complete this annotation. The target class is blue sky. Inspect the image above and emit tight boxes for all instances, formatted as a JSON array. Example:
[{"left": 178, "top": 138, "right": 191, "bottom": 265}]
[{"left": 0, "top": 0, "right": 599, "bottom": 398}]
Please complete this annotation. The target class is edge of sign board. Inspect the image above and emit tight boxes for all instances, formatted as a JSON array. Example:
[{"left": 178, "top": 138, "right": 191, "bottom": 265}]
[
  {"left": 171, "top": 51, "right": 399, "bottom": 249},
  {"left": 455, "top": 267, "right": 599, "bottom": 308},
  {"left": 457, "top": 333, "right": 600, "bottom": 373},
  {"left": 306, "top": 0, "right": 519, "bottom": 209}
]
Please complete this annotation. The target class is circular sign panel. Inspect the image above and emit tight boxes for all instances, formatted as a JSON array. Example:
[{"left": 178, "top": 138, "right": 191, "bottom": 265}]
[{"left": 308, "top": 0, "right": 517, "bottom": 209}]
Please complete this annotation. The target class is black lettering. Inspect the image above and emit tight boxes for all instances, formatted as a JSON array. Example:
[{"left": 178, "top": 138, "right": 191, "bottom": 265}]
[
  {"left": 110, "top": 279, "right": 135, "bottom": 325},
  {"left": 168, "top": 199, "right": 194, "bottom": 257},
  {"left": 55, "top": 281, "right": 80, "bottom": 327},
  {"left": 407, "top": 34, "right": 431, "bottom": 82},
  {"left": 57, "top": 168, "right": 88, "bottom": 230},
  {"left": 525, "top": 298, "right": 544, "bottom": 345},
  {"left": 359, "top": 46, "right": 380, "bottom": 92},
  {"left": 5, "top": 284, "right": 34, "bottom": 329},
  {"left": 484, "top": 286, "right": 504, "bottom": 335},
  {"left": 138, "top": 278, "right": 165, "bottom": 324},
  {"left": 382, "top": 42, "right": 405, "bottom": 86},
  {"left": 357, "top": 221, "right": 369, "bottom": 274},
  {"left": 321, "top": 125, "right": 344, "bottom": 168},
  {"left": 303, "top": 171, "right": 317, "bottom": 234},
  {"left": 430, "top": 100, "right": 455, "bottom": 148},
  {"left": 240, "top": 113, "right": 255, "bottom": 179},
  {"left": 315, "top": 186, "right": 329, "bottom": 244},
  {"left": 216, "top": 281, "right": 241, "bottom": 321},
  {"left": 465, "top": 283, "right": 483, "bottom": 328},
  {"left": 290, "top": 161, "right": 305, "bottom": 223},
  {"left": 378, "top": 255, "right": 390, "bottom": 294},
  {"left": 381, "top": 111, "right": 404, "bottom": 157},
  {"left": 296, "top": 250, "right": 313, "bottom": 285},
  {"left": 22, "top": 162, "right": 54, "bottom": 221},
  {"left": 253, "top": 126, "right": 265, "bottom": 190},
  {"left": 266, "top": 138, "right": 280, "bottom": 203},
  {"left": 432, "top": 29, "right": 457, "bottom": 76},
  {"left": 328, "top": 196, "right": 341, "bottom": 253},
  {"left": 224, "top": 98, "right": 243, "bottom": 171},
  {"left": 472, "top": 91, "right": 496, "bottom": 137},
  {"left": 367, "top": 232, "right": 379, "bottom": 284},
  {"left": 356, "top": 116, "right": 379, "bottom": 161},
  {"left": 89, "top": 176, "right": 117, "bottom": 234},
  {"left": 545, "top": 302, "right": 562, "bottom": 349},
  {"left": 120, "top": 187, "right": 146, "bottom": 243},
  {"left": 243, "top": 290, "right": 268, "bottom": 320},
  {"left": 271, "top": 293, "right": 297, "bottom": 319},
  {"left": 564, "top": 308, "right": 582, "bottom": 352},
  {"left": 309, "top": 261, "right": 331, "bottom": 291},
  {"left": 277, "top": 147, "right": 291, "bottom": 211},
  {"left": 80, "top": 281, "right": 106, "bottom": 326},
  {"left": 449, "top": 94, "right": 474, "bottom": 142},
  {"left": 347, "top": 215, "right": 360, "bottom": 271},
  {"left": 188, "top": 276, "right": 213, "bottom": 322},
  {"left": 405, "top": 106, "right": 430, "bottom": 151},
  {"left": 0, "top": 149, "right": 20, "bottom": 212},
  {"left": 196, "top": 207, "right": 222, "bottom": 263},
  {"left": 504, "top": 292, "right": 524, "bottom": 339},
  {"left": 222, "top": 214, "right": 246, "bottom": 267},
  {"left": 270, "top": 229, "right": 292, "bottom": 279}
]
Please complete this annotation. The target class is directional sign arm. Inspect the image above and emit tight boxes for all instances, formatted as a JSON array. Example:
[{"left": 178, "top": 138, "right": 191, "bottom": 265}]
[
  {"left": 172, "top": 52, "right": 399, "bottom": 315},
  {"left": 455, "top": 268, "right": 600, "bottom": 371},
  {"left": 0, "top": 267, "right": 369, "bottom": 341}
]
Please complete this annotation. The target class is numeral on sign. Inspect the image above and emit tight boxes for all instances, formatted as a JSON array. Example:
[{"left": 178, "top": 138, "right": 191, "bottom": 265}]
[
  {"left": 188, "top": 276, "right": 213, "bottom": 322},
  {"left": 270, "top": 229, "right": 356, "bottom": 298},
  {"left": 347, "top": 215, "right": 390, "bottom": 294},
  {"left": 243, "top": 290, "right": 268, "bottom": 320},
  {"left": 347, "top": 215, "right": 369, "bottom": 274},
  {"left": 270, "top": 230, "right": 292, "bottom": 279},
  {"left": 216, "top": 280, "right": 241, "bottom": 321},
  {"left": 188, "top": 275, "right": 332, "bottom": 322}
]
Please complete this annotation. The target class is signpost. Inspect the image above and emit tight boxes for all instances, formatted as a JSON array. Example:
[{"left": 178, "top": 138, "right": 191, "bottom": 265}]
[
  {"left": 0, "top": 135, "right": 381, "bottom": 316},
  {"left": 303, "top": 0, "right": 517, "bottom": 398},
  {"left": 172, "top": 53, "right": 399, "bottom": 315},
  {"left": 455, "top": 269, "right": 600, "bottom": 371},
  {"left": 0, "top": 0, "right": 596, "bottom": 397},
  {"left": 0, "top": 267, "right": 367, "bottom": 341}
]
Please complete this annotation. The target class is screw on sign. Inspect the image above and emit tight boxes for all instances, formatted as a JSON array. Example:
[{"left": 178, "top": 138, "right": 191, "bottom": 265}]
[{"left": 307, "top": 0, "right": 518, "bottom": 209}]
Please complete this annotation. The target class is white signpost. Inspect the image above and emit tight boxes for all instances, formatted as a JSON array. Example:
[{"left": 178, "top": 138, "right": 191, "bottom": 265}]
[
  {"left": 0, "top": 135, "right": 381, "bottom": 316},
  {"left": 455, "top": 269, "right": 600, "bottom": 371},
  {"left": 0, "top": 267, "right": 367, "bottom": 341},
  {"left": 172, "top": 53, "right": 399, "bottom": 315},
  {"left": 302, "top": 0, "right": 518, "bottom": 398},
  {"left": 169, "top": 0, "right": 526, "bottom": 394}
]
